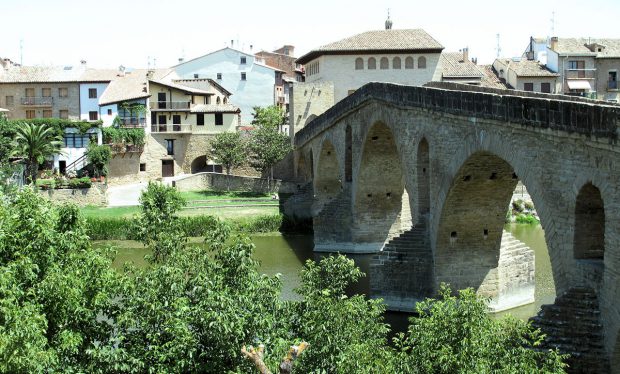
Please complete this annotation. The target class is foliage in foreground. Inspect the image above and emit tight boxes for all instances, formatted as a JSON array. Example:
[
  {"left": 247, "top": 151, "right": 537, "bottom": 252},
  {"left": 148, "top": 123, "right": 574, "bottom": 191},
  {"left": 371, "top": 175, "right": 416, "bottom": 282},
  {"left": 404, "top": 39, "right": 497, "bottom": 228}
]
[{"left": 0, "top": 185, "right": 566, "bottom": 373}]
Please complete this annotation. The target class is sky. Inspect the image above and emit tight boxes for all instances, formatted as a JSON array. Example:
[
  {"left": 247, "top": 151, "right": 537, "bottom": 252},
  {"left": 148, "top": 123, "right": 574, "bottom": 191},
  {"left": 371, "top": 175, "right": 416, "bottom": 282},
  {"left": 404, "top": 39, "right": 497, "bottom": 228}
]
[{"left": 2, "top": 0, "right": 619, "bottom": 69}]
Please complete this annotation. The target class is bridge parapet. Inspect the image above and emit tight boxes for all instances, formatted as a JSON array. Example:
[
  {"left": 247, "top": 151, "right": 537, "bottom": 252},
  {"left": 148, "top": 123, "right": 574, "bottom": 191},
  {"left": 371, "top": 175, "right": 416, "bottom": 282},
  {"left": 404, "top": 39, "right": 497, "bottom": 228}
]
[{"left": 295, "top": 82, "right": 620, "bottom": 147}]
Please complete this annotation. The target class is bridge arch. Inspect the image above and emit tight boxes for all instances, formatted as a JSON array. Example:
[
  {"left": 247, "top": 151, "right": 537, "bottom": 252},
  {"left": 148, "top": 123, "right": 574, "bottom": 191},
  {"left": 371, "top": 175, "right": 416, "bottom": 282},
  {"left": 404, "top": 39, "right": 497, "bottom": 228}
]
[
  {"left": 353, "top": 121, "right": 407, "bottom": 244},
  {"left": 314, "top": 139, "right": 342, "bottom": 208}
]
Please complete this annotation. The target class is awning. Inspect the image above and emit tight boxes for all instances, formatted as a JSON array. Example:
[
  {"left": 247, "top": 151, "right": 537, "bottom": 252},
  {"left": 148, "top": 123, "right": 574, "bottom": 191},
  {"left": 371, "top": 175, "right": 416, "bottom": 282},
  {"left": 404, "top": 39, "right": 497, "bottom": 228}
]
[
  {"left": 567, "top": 80, "right": 592, "bottom": 90},
  {"left": 0, "top": 108, "right": 9, "bottom": 112}
]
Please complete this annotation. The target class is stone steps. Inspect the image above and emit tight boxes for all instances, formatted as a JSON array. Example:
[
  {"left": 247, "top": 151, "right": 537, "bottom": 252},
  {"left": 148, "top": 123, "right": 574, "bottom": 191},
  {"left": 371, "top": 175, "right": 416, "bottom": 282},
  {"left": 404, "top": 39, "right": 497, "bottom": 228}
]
[{"left": 530, "top": 287, "right": 609, "bottom": 373}]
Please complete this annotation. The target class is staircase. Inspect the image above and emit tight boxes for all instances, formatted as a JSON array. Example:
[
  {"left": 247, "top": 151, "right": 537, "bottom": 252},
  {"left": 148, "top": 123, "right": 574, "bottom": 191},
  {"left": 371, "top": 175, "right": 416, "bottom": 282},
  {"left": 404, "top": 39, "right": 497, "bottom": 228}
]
[
  {"left": 370, "top": 219, "right": 434, "bottom": 311},
  {"left": 530, "top": 287, "right": 609, "bottom": 373},
  {"left": 64, "top": 154, "right": 87, "bottom": 175}
]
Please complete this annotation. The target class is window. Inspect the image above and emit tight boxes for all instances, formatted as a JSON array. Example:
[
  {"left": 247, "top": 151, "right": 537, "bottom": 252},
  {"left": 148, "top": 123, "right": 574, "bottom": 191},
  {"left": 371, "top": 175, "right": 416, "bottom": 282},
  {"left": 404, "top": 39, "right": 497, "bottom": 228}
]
[
  {"left": 59, "top": 110, "right": 68, "bottom": 119},
  {"left": 196, "top": 113, "right": 204, "bottom": 126},
  {"left": 393, "top": 57, "right": 401, "bottom": 69},
  {"left": 568, "top": 60, "right": 585, "bottom": 78},
  {"left": 217, "top": 73, "right": 222, "bottom": 80},
  {"left": 88, "top": 88, "right": 97, "bottom": 98},
  {"left": 89, "top": 111, "right": 98, "bottom": 121},
  {"left": 5, "top": 96, "right": 13, "bottom": 106},
  {"left": 380, "top": 57, "right": 389, "bottom": 69},
  {"left": 43, "top": 109, "right": 52, "bottom": 118},
  {"left": 355, "top": 57, "right": 364, "bottom": 70},
  {"left": 368, "top": 57, "right": 376, "bottom": 70},
  {"left": 63, "top": 133, "right": 90, "bottom": 148},
  {"left": 158, "top": 115, "right": 167, "bottom": 124},
  {"left": 42, "top": 88, "right": 51, "bottom": 97},
  {"left": 215, "top": 113, "right": 223, "bottom": 125},
  {"left": 25, "top": 88, "right": 35, "bottom": 97},
  {"left": 166, "top": 139, "right": 174, "bottom": 155},
  {"left": 405, "top": 56, "right": 414, "bottom": 69},
  {"left": 523, "top": 83, "right": 534, "bottom": 91},
  {"left": 216, "top": 97, "right": 221, "bottom": 105},
  {"left": 240, "top": 56, "right": 247, "bottom": 64},
  {"left": 541, "top": 82, "right": 551, "bottom": 93},
  {"left": 26, "top": 110, "right": 35, "bottom": 119},
  {"left": 140, "top": 163, "right": 146, "bottom": 172},
  {"left": 418, "top": 56, "right": 427, "bottom": 69},
  {"left": 58, "top": 87, "right": 68, "bottom": 97},
  {"left": 107, "top": 108, "right": 112, "bottom": 115},
  {"left": 172, "top": 114, "right": 181, "bottom": 124},
  {"left": 608, "top": 71, "right": 618, "bottom": 89},
  {"left": 241, "top": 72, "right": 246, "bottom": 81}
]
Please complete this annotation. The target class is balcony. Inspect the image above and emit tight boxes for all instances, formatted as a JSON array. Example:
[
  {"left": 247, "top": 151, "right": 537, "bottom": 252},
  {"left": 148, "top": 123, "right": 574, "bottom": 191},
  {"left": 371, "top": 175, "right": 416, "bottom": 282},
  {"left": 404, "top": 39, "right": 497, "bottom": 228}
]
[
  {"left": 150, "top": 124, "right": 192, "bottom": 134},
  {"left": 150, "top": 101, "right": 191, "bottom": 110},
  {"left": 118, "top": 117, "right": 146, "bottom": 128},
  {"left": 21, "top": 96, "right": 53, "bottom": 106},
  {"left": 608, "top": 81, "right": 618, "bottom": 90}
]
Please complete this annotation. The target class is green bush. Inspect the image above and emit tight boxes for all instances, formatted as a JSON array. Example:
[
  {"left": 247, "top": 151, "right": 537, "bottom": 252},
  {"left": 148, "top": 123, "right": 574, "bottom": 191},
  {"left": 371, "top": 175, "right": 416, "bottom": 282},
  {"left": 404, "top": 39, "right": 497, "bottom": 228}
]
[
  {"left": 85, "top": 217, "right": 133, "bottom": 240},
  {"left": 7, "top": 118, "right": 101, "bottom": 137},
  {"left": 515, "top": 213, "right": 539, "bottom": 225},
  {"left": 36, "top": 178, "right": 55, "bottom": 189},
  {"left": 234, "top": 214, "right": 282, "bottom": 233},
  {"left": 102, "top": 127, "right": 145, "bottom": 146}
]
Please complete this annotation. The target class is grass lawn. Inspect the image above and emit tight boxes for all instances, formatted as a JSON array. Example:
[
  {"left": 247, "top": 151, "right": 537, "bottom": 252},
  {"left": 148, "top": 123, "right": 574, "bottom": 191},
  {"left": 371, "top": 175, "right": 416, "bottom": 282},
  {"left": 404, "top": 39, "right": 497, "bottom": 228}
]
[{"left": 178, "top": 190, "right": 272, "bottom": 201}]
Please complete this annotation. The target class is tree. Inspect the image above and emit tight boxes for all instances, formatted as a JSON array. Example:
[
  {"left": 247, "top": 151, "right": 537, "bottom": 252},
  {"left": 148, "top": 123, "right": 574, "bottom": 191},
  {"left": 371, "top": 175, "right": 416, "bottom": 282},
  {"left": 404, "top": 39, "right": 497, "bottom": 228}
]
[
  {"left": 12, "top": 123, "right": 63, "bottom": 183},
  {"left": 208, "top": 131, "right": 246, "bottom": 175},
  {"left": 85, "top": 142, "right": 111, "bottom": 177},
  {"left": 249, "top": 106, "right": 291, "bottom": 186},
  {"left": 0, "top": 115, "right": 17, "bottom": 165}
]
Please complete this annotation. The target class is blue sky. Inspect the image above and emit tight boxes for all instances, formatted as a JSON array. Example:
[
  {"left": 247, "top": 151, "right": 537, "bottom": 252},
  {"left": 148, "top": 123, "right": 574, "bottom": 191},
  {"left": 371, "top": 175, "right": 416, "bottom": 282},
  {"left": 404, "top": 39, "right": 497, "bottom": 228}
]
[{"left": 2, "top": 0, "right": 619, "bottom": 68}]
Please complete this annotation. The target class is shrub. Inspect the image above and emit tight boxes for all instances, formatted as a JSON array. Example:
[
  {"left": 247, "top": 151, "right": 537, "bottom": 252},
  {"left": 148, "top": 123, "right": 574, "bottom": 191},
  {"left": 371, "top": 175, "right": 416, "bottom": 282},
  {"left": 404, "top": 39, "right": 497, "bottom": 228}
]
[
  {"left": 235, "top": 214, "right": 282, "bottom": 233},
  {"left": 524, "top": 200, "right": 535, "bottom": 211},
  {"left": 515, "top": 213, "right": 539, "bottom": 225},
  {"left": 37, "top": 179, "right": 55, "bottom": 189},
  {"left": 85, "top": 217, "right": 133, "bottom": 240}
]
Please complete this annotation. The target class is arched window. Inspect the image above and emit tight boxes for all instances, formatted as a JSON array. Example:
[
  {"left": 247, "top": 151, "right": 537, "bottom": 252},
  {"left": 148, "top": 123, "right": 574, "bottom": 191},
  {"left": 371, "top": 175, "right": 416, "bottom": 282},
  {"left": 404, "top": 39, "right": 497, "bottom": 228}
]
[
  {"left": 380, "top": 57, "right": 389, "bottom": 69},
  {"left": 418, "top": 56, "right": 427, "bottom": 69},
  {"left": 393, "top": 57, "right": 401, "bottom": 69},
  {"left": 216, "top": 97, "right": 221, "bottom": 105},
  {"left": 405, "top": 56, "right": 414, "bottom": 69},
  {"left": 368, "top": 57, "right": 376, "bottom": 70},
  {"left": 355, "top": 57, "right": 364, "bottom": 70},
  {"left": 223, "top": 97, "right": 228, "bottom": 104}
]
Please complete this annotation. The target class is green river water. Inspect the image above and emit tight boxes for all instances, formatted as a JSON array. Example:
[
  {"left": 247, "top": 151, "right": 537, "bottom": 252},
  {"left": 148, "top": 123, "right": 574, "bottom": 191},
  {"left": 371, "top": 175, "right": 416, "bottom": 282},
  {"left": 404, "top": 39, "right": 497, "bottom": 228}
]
[{"left": 100, "top": 223, "right": 554, "bottom": 332}]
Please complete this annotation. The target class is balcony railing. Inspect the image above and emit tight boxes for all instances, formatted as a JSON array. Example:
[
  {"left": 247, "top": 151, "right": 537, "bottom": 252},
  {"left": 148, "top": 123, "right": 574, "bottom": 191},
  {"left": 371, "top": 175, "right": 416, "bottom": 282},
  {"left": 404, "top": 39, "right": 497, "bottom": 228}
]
[
  {"left": 608, "top": 81, "right": 618, "bottom": 90},
  {"left": 150, "top": 101, "right": 191, "bottom": 110},
  {"left": 150, "top": 124, "right": 192, "bottom": 133},
  {"left": 564, "top": 69, "right": 596, "bottom": 80},
  {"left": 118, "top": 117, "right": 146, "bottom": 128},
  {"left": 21, "top": 96, "right": 53, "bottom": 106}
]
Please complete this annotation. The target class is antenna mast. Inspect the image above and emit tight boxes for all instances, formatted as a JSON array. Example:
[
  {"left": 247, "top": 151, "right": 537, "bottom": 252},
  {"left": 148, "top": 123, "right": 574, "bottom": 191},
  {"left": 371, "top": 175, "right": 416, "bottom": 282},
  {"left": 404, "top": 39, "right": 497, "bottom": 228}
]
[
  {"left": 496, "top": 34, "right": 501, "bottom": 58},
  {"left": 550, "top": 11, "right": 556, "bottom": 36},
  {"left": 19, "top": 39, "right": 23, "bottom": 65}
]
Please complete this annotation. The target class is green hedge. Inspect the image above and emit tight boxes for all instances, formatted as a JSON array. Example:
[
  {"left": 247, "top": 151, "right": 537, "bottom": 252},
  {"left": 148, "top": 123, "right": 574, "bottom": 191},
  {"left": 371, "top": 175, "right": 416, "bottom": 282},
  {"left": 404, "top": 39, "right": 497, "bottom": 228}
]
[{"left": 8, "top": 118, "right": 102, "bottom": 136}]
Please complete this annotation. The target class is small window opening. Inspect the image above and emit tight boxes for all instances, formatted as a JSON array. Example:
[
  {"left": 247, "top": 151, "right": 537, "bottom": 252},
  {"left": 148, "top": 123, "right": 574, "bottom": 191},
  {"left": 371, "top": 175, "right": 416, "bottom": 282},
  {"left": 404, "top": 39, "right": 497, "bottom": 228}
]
[
  {"left": 489, "top": 172, "right": 497, "bottom": 180},
  {"left": 463, "top": 175, "right": 471, "bottom": 182}
]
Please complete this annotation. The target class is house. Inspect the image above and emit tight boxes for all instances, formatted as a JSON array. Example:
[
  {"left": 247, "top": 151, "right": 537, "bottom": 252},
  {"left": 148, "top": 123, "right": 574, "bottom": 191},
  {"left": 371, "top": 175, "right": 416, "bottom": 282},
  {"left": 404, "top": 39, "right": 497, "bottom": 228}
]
[
  {"left": 477, "top": 65, "right": 509, "bottom": 90},
  {"left": 440, "top": 49, "right": 484, "bottom": 85},
  {"left": 491, "top": 58, "right": 558, "bottom": 93},
  {"left": 172, "top": 46, "right": 285, "bottom": 125},
  {"left": 291, "top": 21, "right": 444, "bottom": 136},
  {"left": 525, "top": 36, "right": 620, "bottom": 102}
]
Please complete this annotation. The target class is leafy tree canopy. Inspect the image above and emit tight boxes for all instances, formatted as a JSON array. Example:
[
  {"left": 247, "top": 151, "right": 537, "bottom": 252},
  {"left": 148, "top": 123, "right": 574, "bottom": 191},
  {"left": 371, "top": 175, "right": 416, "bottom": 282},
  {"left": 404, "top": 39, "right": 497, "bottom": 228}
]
[{"left": 208, "top": 131, "right": 246, "bottom": 175}]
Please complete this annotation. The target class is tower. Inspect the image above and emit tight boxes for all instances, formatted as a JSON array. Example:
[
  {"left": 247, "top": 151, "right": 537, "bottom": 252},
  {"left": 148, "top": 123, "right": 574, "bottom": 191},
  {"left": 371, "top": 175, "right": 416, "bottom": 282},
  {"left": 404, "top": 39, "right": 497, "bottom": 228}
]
[{"left": 385, "top": 9, "right": 393, "bottom": 30}]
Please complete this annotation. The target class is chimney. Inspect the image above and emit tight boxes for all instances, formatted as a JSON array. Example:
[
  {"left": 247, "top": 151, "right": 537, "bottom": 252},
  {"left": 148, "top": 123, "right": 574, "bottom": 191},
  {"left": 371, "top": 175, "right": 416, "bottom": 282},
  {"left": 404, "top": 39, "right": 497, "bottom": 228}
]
[
  {"left": 550, "top": 37, "right": 558, "bottom": 51},
  {"left": 462, "top": 48, "right": 469, "bottom": 62},
  {"left": 118, "top": 65, "right": 126, "bottom": 77},
  {"left": 231, "top": 39, "right": 234, "bottom": 48},
  {"left": 80, "top": 60, "right": 87, "bottom": 66},
  {"left": 178, "top": 57, "right": 184, "bottom": 63}
]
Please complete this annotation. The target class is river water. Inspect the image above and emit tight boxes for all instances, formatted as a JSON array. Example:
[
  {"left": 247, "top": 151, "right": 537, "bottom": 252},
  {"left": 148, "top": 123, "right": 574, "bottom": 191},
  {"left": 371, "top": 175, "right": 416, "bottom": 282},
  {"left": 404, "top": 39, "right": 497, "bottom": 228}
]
[{"left": 103, "top": 223, "right": 554, "bottom": 331}]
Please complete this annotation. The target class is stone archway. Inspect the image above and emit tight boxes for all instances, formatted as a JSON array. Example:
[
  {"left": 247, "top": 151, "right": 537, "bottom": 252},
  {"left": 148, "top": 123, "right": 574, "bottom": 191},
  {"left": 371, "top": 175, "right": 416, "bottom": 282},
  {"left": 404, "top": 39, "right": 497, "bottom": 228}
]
[
  {"left": 434, "top": 151, "right": 538, "bottom": 311},
  {"left": 314, "top": 139, "right": 341, "bottom": 209},
  {"left": 190, "top": 156, "right": 208, "bottom": 174},
  {"left": 353, "top": 122, "right": 405, "bottom": 246},
  {"left": 296, "top": 152, "right": 312, "bottom": 183},
  {"left": 574, "top": 182, "right": 605, "bottom": 261}
]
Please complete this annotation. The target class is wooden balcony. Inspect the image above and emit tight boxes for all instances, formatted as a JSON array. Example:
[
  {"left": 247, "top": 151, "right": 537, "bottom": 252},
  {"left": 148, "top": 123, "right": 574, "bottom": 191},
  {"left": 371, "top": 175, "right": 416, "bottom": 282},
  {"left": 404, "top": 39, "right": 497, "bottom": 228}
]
[
  {"left": 150, "top": 101, "right": 191, "bottom": 110},
  {"left": 150, "top": 124, "right": 192, "bottom": 134},
  {"left": 119, "top": 117, "right": 146, "bottom": 128}
]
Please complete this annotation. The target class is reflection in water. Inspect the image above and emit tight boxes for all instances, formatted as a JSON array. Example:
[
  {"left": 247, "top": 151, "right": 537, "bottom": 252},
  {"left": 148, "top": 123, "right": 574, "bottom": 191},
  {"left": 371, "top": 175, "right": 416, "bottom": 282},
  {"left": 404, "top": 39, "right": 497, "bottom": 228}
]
[{"left": 103, "top": 224, "right": 554, "bottom": 335}]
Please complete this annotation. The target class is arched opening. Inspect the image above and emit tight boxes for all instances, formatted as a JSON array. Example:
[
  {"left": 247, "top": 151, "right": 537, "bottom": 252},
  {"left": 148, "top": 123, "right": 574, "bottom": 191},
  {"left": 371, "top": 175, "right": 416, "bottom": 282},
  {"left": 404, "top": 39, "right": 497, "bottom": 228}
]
[
  {"left": 309, "top": 148, "right": 314, "bottom": 180},
  {"left": 574, "top": 182, "right": 605, "bottom": 260},
  {"left": 314, "top": 140, "right": 341, "bottom": 208},
  {"left": 380, "top": 57, "right": 389, "bottom": 69},
  {"left": 435, "top": 151, "right": 544, "bottom": 312},
  {"left": 223, "top": 97, "right": 228, "bottom": 104},
  {"left": 405, "top": 56, "right": 414, "bottom": 69},
  {"left": 368, "top": 57, "right": 376, "bottom": 70},
  {"left": 191, "top": 156, "right": 208, "bottom": 174},
  {"left": 418, "top": 56, "right": 427, "bottom": 69},
  {"left": 216, "top": 97, "right": 221, "bottom": 104},
  {"left": 345, "top": 126, "right": 352, "bottom": 182},
  {"left": 296, "top": 152, "right": 312, "bottom": 182},
  {"left": 393, "top": 57, "right": 401, "bottom": 69},
  {"left": 354, "top": 122, "right": 405, "bottom": 244},
  {"left": 355, "top": 57, "right": 364, "bottom": 70},
  {"left": 417, "top": 138, "right": 430, "bottom": 216}
]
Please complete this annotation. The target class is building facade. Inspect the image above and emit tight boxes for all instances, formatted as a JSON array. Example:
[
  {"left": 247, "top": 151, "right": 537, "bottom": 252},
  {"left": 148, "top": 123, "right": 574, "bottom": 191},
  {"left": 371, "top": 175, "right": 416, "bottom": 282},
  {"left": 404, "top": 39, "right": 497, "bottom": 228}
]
[{"left": 492, "top": 58, "right": 558, "bottom": 93}]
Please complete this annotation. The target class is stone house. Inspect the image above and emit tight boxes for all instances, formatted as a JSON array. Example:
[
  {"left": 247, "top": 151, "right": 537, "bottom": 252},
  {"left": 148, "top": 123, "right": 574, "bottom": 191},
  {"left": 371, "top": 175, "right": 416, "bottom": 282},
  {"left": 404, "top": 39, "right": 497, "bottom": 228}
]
[
  {"left": 440, "top": 49, "right": 484, "bottom": 85},
  {"left": 526, "top": 36, "right": 620, "bottom": 102},
  {"left": 491, "top": 58, "right": 558, "bottom": 93}
]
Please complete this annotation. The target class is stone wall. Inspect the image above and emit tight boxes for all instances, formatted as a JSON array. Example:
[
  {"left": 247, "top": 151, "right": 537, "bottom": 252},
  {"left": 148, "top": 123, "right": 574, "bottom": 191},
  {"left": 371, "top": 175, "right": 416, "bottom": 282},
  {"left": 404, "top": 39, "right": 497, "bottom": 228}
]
[
  {"left": 174, "top": 172, "right": 296, "bottom": 194},
  {"left": 38, "top": 184, "right": 107, "bottom": 206},
  {"left": 290, "top": 81, "right": 334, "bottom": 138}
]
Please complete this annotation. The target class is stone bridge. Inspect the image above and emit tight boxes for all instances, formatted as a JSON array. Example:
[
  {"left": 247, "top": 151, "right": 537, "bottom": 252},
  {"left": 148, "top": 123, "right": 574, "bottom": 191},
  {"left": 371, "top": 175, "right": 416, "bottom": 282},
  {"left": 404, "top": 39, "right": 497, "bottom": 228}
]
[{"left": 283, "top": 82, "right": 620, "bottom": 372}]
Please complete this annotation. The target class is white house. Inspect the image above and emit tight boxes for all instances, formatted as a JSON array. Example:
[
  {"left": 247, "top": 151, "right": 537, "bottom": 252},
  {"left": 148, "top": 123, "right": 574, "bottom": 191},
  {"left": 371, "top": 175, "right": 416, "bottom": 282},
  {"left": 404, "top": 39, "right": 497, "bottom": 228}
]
[{"left": 172, "top": 47, "right": 284, "bottom": 124}]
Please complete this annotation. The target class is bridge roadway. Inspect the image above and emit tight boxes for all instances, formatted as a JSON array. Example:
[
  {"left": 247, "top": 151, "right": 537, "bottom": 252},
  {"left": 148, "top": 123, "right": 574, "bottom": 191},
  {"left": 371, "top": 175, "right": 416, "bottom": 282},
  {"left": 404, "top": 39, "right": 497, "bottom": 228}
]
[{"left": 282, "top": 82, "right": 620, "bottom": 372}]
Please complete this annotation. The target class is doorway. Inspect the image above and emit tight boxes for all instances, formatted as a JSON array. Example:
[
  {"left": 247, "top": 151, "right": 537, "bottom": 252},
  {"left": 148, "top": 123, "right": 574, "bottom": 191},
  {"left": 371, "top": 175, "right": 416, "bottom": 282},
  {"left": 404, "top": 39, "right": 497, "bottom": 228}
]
[{"left": 161, "top": 160, "right": 174, "bottom": 177}]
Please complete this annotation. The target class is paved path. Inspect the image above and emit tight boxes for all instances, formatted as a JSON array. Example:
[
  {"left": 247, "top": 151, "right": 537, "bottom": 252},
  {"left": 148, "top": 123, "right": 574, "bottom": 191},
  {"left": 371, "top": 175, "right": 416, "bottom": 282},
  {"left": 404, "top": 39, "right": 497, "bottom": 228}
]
[{"left": 107, "top": 182, "right": 148, "bottom": 207}]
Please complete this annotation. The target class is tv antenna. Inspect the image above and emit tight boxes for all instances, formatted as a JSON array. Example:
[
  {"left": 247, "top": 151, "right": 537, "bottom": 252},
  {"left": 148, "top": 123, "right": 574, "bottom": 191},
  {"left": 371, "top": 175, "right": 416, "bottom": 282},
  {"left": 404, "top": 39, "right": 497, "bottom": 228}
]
[
  {"left": 20, "top": 39, "right": 23, "bottom": 65},
  {"left": 495, "top": 34, "right": 501, "bottom": 58},
  {"left": 550, "top": 11, "right": 556, "bottom": 36}
]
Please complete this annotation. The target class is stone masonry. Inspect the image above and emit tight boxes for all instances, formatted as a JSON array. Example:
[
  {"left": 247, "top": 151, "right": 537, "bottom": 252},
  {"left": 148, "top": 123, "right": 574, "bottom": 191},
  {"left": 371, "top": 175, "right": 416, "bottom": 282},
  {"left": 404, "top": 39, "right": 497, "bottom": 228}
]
[{"left": 285, "top": 82, "right": 620, "bottom": 369}]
